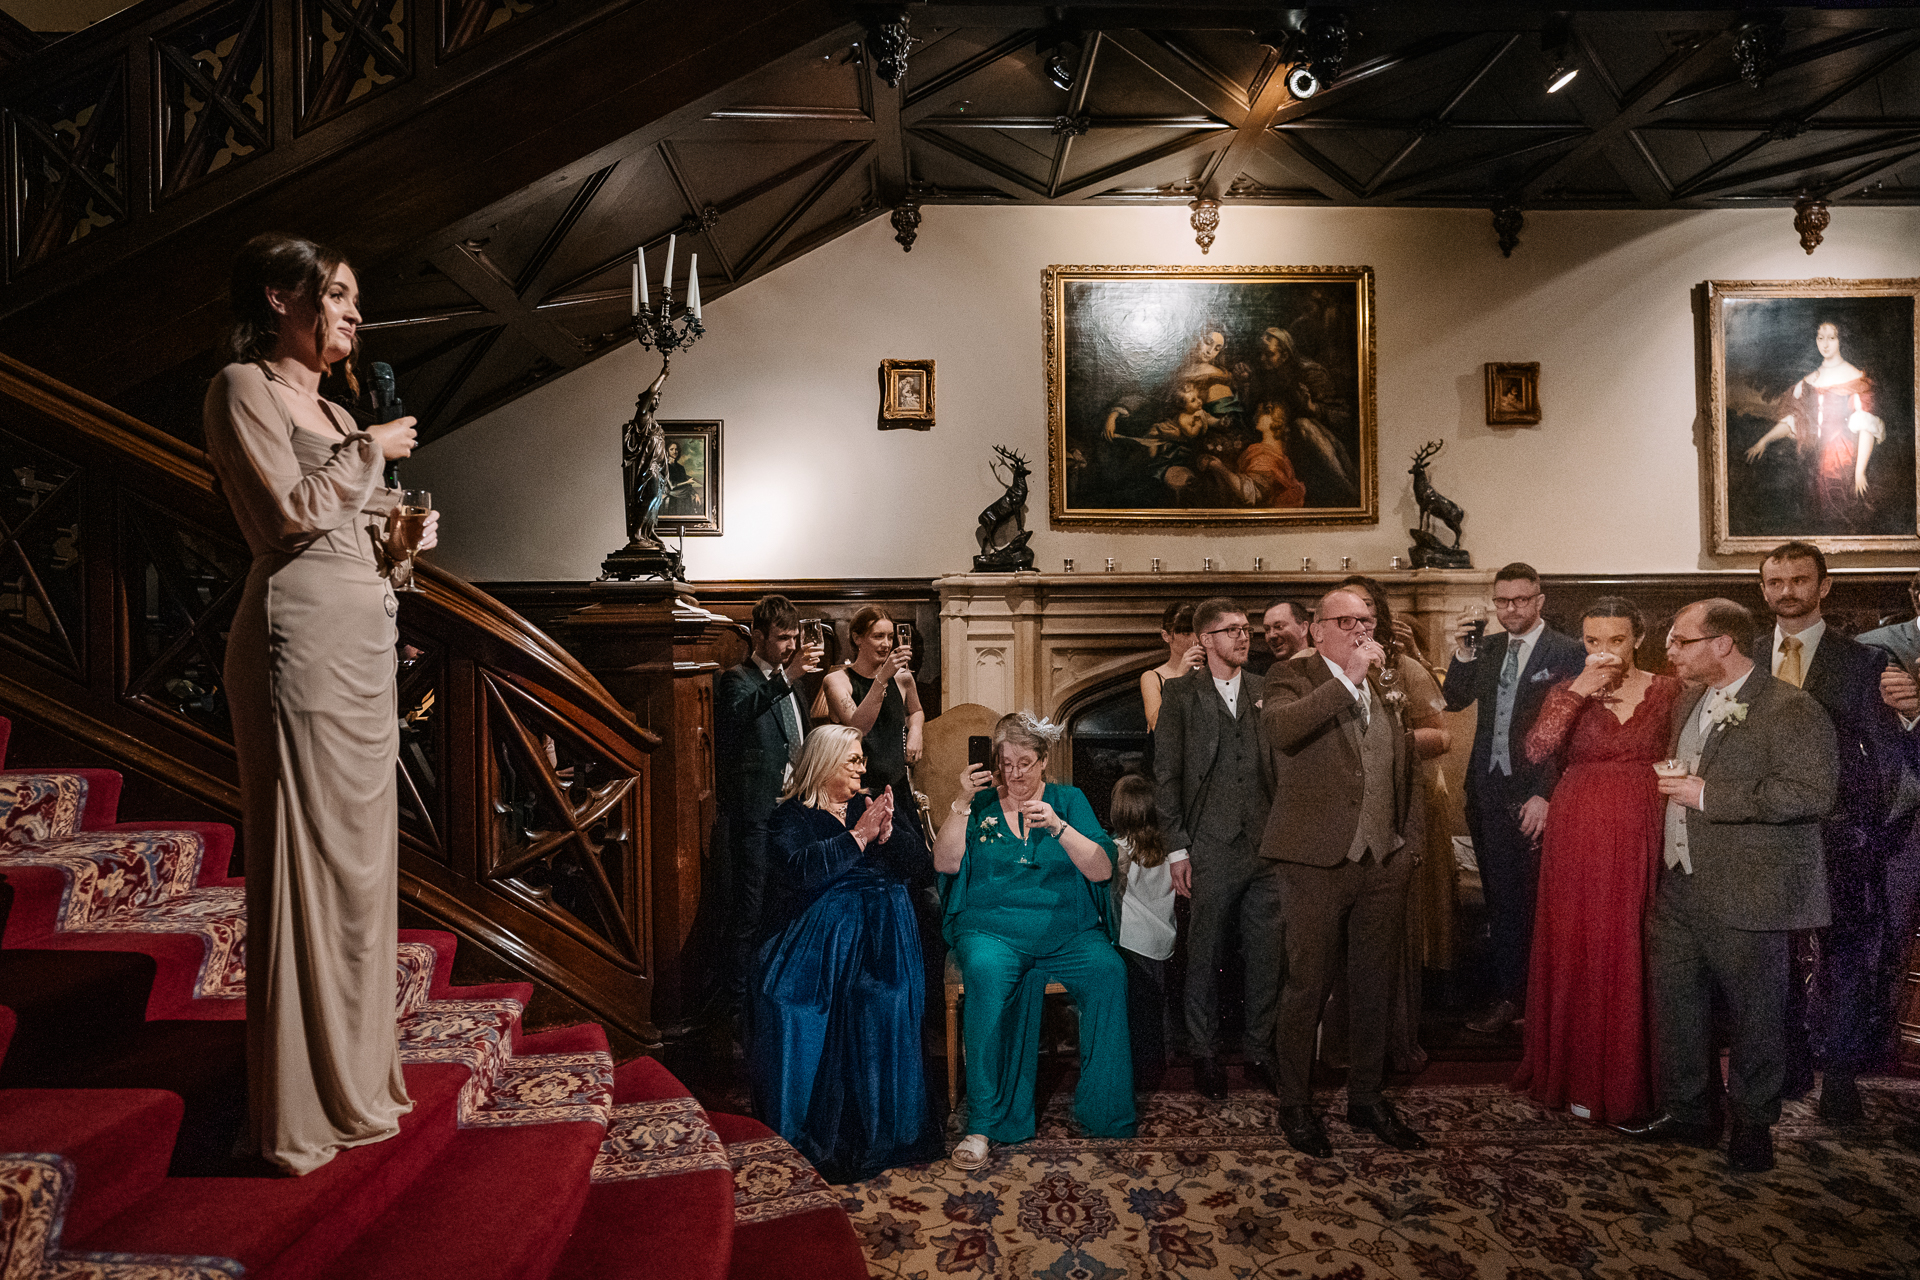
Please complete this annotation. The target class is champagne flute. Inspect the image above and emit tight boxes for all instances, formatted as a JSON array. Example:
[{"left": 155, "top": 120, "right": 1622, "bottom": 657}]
[{"left": 393, "top": 489, "right": 432, "bottom": 593}]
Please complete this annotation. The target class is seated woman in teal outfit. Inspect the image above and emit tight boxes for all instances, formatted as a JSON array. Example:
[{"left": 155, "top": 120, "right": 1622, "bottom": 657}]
[
  {"left": 931, "top": 712, "right": 1135, "bottom": 1170},
  {"left": 749, "top": 725, "right": 942, "bottom": 1183}
]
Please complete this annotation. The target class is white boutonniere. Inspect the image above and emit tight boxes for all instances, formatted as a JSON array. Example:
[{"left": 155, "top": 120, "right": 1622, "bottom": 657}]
[{"left": 1710, "top": 700, "right": 1750, "bottom": 730}]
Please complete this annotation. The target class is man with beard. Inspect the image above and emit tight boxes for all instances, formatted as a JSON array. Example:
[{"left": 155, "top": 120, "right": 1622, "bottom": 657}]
[{"left": 1753, "top": 542, "right": 1903, "bottom": 1122}]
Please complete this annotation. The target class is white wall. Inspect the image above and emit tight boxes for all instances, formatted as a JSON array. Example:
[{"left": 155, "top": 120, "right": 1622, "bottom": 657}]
[{"left": 410, "top": 203, "right": 1920, "bottom": 583}]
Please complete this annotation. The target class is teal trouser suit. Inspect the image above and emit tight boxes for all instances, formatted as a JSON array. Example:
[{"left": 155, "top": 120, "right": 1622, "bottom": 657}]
[{"left": 943, "top": 783, "right": 1136, "bottom": 1143}]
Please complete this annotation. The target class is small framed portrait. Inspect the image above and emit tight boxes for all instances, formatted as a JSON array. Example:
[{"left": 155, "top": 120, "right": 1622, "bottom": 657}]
[
  {"left": 1706, "top": 278, "right": 1919, "bottom": 553},
  {"left": 880, "top": 358, "right": 935, "bottom": 429},
  {"left": 659, "top": 420, "right": 722, "bottom": 536},
  {"left": 1485, "top": 362, "right": 1541, "bottom": 425}
]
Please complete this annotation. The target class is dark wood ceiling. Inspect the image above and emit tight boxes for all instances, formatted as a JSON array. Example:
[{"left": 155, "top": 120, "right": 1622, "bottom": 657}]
[
  {"left": 6, "top": 2, "right": 1916, "bottom": 444},
  {"left": 360, "top": 2, "right": 1920, "bottom": 445}
]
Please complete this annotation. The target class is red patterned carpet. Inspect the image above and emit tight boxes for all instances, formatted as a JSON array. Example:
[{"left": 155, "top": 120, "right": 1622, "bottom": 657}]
[{"left": 839, "top": 1080, "right": 1920, "bottom": 1279}]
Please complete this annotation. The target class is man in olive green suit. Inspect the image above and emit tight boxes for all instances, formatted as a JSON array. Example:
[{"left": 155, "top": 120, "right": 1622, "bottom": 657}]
[{"left": 1622, "top": 599, "right": 1836, "bottom": 1174}]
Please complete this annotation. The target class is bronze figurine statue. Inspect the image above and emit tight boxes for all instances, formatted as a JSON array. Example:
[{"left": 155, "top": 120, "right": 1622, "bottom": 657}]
[
  {"left": 1407, "top": 438, "right": 1472, "bottom": 569},
  {"left": 973, "top": 444, "right": 1035, "bottom": 571}
]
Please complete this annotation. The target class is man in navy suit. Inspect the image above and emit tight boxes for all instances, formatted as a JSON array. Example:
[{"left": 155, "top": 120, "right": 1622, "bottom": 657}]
[
  {"left": 714, "top": 594, "right": 820, "bottom": 1017},
  {"left": 1754, "top": 542, "right": 1904, "bottom": 1121},
  {"left": 1442, "top": 562, "right": 1586, "bottom": 1035}
]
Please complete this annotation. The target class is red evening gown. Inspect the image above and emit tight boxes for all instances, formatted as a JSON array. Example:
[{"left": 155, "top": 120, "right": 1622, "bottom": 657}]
[{"left": 1511, "top": 674, "right": 1683, "bottom": 1123}]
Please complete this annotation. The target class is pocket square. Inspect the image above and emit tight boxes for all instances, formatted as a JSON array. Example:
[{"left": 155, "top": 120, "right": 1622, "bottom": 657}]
[{"left": 1530, "top": 669, "right": 1554, "bottom": 683}]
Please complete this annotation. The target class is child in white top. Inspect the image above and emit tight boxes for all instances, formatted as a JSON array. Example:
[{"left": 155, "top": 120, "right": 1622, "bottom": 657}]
[{"left": 1109, "top": 773, "right": 1176, "bottom": 1093}]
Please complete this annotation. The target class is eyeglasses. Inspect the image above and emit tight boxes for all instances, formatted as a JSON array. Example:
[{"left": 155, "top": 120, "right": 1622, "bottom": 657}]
[
  {"left": 1318, "top": 615, "right": 1375, "bottom": 633},
  {"left": 1492, "top": 593, "right": 1541, "bottom": 610},
  {"left": 1665, "top": 633, "right": 1718, "bottom": 649},
  {"left": 999, "top": 756, "right": 1044, "bottom": 774},
  {"left": 845, "top": 754, "right": 867, "bottom": 767},
  {"left": 1203, "top": 624, "right": 1252, "bottom": 638}
]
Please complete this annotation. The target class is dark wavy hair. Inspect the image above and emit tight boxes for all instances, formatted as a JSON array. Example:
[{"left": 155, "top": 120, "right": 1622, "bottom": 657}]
[
  {"left": 225, "top": 232, "right": 359, "bottom": 394},
  {"left": 1581, "top": 595, "right": 1646, "bottom": 643}
]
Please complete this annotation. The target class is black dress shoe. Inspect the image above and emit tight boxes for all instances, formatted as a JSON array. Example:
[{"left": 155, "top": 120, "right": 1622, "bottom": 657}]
[
  {"left": 1614, "top": 1112, "right": 1720, "bottom": 1148},
  {"left": 1346, "top": 1099, "right": 1429, "bottom": 1151},
  {"left": 1818, "top": 1071, "right": 1864, "bottom": 1124},
  {"left": 1277, "top": 1105, "right": 1333, "bottom": 1158},
  {"left": 1727, "top": 1123, "right": 1775, "bottom": 1173},
  {"left": 1244, "top": 1061, "right": 1281, "bottom": 1097},
  {"left": 1464, "top": 998, "right": 1521, "bottom": 1036},
  {"left": 1193, "top": 1057, "right": 1228, "bottom": 1101}
]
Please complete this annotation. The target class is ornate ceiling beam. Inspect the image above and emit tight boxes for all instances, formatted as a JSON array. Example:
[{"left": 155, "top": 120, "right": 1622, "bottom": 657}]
[
  {"left": 1101, "top": 29, "right": 1246, "bottom": 122},
  {"left": 1267, "top": 33, "right": 1481, "bottom": 129},
  {"left": 1683, "top": 130, "right": 1920, "bottom": 201},
  {"left": 1670, "top": 33, "right": 1920, "bottom": 200},
  {"left": 1256, "top": 130, "right": 1365, "bottom": 202},
  {"left": 908, "top": 126, "right": 1051, "bottom": 200},
  {"left": 1658, "top": 27, "right": 1900, "bottom": 111},
  {"left": 734, "top": 142, "right": 876, "bottom": 278},
  {"left": 1820, "top": 145, "right": 1920, "bottom": 202},
  {"left": 1046, "top": 32, "right": 1104, "bottom": 198},
  {"left": 656, "top": 142, "right": 737, "bottom": 284},
  {"left": 1369, "top": 131, "right": 1585, "bottom": 202},
  {"left": 1519, "top": 30, "right": 1730, "bottom": 203},
  {"left": 1053, "top": 129, "right": 1232, "bottom": 201},
  {"left": 1199, "top": 48, "right": 1289, "bottom": 198},
  {"left": 429, "top": 242, "right": 587, "bottom": 372},
  {"left": 1363, "top": 33, "right": 1519, "bottom": 196},
  {"left": 903, "top": 28, "right": 1047, "bottom": 115}
]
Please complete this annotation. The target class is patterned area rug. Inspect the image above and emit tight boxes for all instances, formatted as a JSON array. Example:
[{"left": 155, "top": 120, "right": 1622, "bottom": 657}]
[{"left": 841, "top": 1081, "right": 1920, "bottom": 1279}]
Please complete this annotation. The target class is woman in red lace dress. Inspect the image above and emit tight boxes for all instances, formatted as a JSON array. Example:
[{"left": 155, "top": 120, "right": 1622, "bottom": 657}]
[{"left": 1511, "top": 597, "right": 1682, "bottom": 1124}]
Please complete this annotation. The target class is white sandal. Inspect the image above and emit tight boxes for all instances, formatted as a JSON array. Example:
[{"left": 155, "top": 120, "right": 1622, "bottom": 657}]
[{"left": 951, "top": 1134, "right": 990, "bottom": 1170}]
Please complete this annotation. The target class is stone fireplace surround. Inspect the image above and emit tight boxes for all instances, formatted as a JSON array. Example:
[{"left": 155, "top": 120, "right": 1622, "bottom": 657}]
[{"left": 935, "top": 569, "right": 1495, "bottom": 728}]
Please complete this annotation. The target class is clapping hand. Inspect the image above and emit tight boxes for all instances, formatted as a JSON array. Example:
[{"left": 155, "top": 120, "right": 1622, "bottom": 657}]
[
  {"left": 1882, "top": 666, "right": 1919, "bottom": 717},
  {"left": 851, "top": 789, "right": 893, "bottom": 847}
]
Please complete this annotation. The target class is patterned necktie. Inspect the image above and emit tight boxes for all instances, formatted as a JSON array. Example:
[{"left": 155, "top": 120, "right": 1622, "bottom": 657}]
[
  {"left": 1500, "top": 639, "right": 1522, "bottom": 690},
  {"left": 1779, "top": 636, "right": 1804, "bottom": 687},
  {"left": 774, "top": 679, "right": 802, "bottom": 756}
]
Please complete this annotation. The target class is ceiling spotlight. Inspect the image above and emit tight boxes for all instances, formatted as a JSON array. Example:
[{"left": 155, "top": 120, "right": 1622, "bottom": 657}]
[
  {"left": 1045, "top": 51, "right": 1076, "bottom": 92},
  {"left": 1546, "top": 64, "right": 1578, "bottom": 92},
  {"left": 1285, "top": 63, "right": 1320, "bottom": 100}
]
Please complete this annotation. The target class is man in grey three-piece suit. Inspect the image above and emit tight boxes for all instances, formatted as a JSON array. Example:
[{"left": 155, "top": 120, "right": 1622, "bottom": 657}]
[
  {"left": 1153, "top": 597, "right": 1277, "bottom": 1101},
  {"left": 1622, "top": 599, "right": 1836, "bottom": 1174}
]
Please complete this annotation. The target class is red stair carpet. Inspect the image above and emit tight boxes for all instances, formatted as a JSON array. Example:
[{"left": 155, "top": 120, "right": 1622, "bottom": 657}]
[{"left": 0, "top": 716, "right": 865, "bottom": 1279}]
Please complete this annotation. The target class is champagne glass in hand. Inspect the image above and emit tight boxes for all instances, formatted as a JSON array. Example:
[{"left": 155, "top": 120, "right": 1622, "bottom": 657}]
[{"left": 392, "top": 489, "right": 433, "bottom": 593}]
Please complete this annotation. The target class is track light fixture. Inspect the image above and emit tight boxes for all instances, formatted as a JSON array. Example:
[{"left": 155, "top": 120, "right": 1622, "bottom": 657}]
[
  {"left": 1285, "top": 63, "right": 1320, "bottom": 99},
  {"left": 1541, "top": 13, "right": 1577, "bottom": 93},
  {"left": 1046, "top": 51, "right": 1076, "bottom": 92}
]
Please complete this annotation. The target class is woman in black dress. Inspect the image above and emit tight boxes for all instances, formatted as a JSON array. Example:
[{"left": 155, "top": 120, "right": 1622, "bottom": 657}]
[{"left": 821, "top": 606, "right": 925, "bottom": 818}]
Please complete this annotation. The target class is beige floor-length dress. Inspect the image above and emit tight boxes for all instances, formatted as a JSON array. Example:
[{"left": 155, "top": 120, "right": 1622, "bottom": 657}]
[{"left": 205, "top": 361, "right": 414, "bottom": 1175}]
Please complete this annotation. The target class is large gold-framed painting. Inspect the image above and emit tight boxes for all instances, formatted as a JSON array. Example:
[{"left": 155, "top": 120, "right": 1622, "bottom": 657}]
[
  {"left": 1045, "top": 264, "right": 1376, "bottom": 527},
  {"left": 1707, "top": 278, "right": 1919, "bottom": 554}
]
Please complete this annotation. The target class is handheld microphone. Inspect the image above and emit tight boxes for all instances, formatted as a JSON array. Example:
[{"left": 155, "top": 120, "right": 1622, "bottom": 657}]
[{"left": 371, "top": 362, "right": 404, "bottom": 487}]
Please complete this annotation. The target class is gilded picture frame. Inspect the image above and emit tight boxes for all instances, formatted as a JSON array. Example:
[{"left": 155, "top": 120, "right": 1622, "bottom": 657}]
[
  {"left": 1485, "top": 362, "right": 1541, "bottom": 426},
  {"left": 1706, "top": 278, "right": 1920, "bottom": 554},
  {"left": 659, "top": 420, "right": 721, "bottom": 536},
  {"left": 880, "top": 358, "right": 934, "bottom": 429},
  {"left": 1044, "top": 264, "right": 1377, "bottom": 527}
]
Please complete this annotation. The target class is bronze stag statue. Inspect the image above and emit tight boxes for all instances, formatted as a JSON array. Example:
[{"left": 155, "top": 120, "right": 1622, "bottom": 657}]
[
  {"left": 1407, "top": 439, "right": 1472, "bottom": 569},
  {"left": 973, "top": 444, "right": 1035, "bottom": 572}
]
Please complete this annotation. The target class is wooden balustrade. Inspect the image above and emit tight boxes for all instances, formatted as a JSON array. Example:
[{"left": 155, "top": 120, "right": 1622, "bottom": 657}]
[{"left": 0, "top": 350, "right": 670, "bottom": 1046}]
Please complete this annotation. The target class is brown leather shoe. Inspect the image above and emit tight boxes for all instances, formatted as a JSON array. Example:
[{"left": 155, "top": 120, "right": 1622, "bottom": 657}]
[
  {"left": 1277, "top": 1105, "right": 1333, "bottom": 1158},
  {"left": 1464, "top": 998, "right": 1522, "bottom": 1035}
]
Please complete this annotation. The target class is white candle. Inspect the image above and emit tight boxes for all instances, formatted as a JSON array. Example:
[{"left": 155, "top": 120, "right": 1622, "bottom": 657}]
[
  {"left": 630, "top": 261, "right": 639, "bottom": 316},
  {"left": 662, "top": 234, "right": 675, "bottom": 293},
  {"left": 688, "top": 253, "right": 701, "bottom": 319},
  {"left": 637, "top": 247, "right": 648, "bottom": 307}
]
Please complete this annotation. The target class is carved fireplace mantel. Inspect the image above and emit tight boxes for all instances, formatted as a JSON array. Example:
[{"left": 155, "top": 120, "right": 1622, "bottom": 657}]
[{"left": 935, "top": 569, "right": 1498, "bottom": 723}]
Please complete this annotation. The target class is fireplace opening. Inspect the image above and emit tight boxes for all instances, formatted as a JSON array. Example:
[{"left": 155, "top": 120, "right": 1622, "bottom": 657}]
[{"left": 1066, "top": 682, "right": 1149, "bottom": 830}]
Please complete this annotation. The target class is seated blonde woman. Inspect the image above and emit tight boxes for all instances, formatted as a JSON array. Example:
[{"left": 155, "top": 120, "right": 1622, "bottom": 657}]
[
  {"left": 932, "top": 712, "right": 1135, "bottom": 1170},
  {"left": 748, "top": 724, "right": 941, "bottom": 1183}
]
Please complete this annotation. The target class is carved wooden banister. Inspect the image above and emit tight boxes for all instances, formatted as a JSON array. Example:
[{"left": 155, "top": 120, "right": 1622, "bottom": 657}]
[{"left": 0, "top": 350, "right": 667, "bottom": 1045}]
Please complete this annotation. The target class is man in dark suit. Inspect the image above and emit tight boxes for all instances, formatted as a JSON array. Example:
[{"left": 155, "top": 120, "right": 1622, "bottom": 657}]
[
  {"left": 1260, "top": 587, "right": 1424, "bottom": 1156},
  {"left": 1755, "top": 541, "right": 1904, "bottom": 1121},
  {"left": 713, "top": 594, "right": 820, "bottom": 1015},
  {"left": 1441, "top": 562, "right": 1586, "bottom": 1034},
  {"left": 1622, "top": 599, "right": 1836, "bottom": 1173},
  {"left": 1153, "top": 597, "right": 1276, "bottom": 1100}
]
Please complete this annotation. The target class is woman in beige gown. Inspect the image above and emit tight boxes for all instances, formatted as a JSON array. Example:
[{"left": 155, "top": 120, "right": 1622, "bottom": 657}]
[{"left": 203, "top": 232, "right": 436, "bottom": 1175}]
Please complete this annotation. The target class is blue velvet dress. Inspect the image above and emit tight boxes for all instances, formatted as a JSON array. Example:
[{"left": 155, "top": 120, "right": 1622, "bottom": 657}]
[{"left": 748, "top": 795, "right": 942, "bottom": 1183}]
